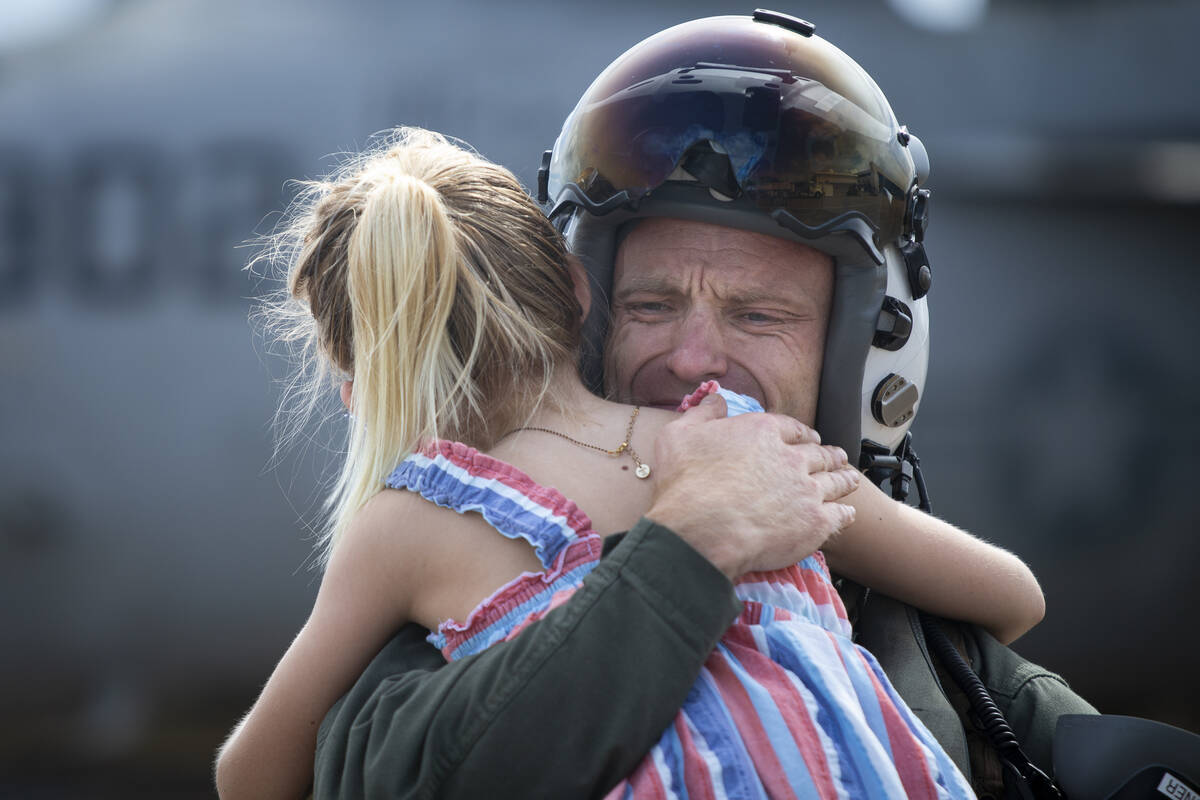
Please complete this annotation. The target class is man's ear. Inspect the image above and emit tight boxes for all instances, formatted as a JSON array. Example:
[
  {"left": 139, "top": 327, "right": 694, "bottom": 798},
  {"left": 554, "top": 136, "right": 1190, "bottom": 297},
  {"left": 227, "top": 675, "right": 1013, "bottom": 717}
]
[
  {"left": 340, "top": 380, "right": 353, "bottom": 412},
  {"left": 566, "top": 255, "right": 592, "bottom": 322}
]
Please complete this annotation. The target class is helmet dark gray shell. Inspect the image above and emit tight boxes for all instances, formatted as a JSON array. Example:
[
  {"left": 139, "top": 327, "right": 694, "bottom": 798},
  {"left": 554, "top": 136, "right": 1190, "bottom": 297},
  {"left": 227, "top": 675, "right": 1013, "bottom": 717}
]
[{"left": 545, "top": 12, "right": 931, "bottom": 464}]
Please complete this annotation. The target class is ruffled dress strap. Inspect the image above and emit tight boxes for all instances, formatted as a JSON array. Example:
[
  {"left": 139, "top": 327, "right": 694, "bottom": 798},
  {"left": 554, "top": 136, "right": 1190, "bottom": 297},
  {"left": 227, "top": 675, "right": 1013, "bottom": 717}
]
[{"left": 386, "top": 440, "right": 595, "bottom": 570}]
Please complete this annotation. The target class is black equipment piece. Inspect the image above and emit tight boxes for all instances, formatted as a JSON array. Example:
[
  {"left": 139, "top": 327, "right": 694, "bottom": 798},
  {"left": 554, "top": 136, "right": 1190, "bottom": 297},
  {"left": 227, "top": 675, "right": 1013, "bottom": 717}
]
[{"left": 1054, "top": 714, "right": 1200, "bottom": 800}]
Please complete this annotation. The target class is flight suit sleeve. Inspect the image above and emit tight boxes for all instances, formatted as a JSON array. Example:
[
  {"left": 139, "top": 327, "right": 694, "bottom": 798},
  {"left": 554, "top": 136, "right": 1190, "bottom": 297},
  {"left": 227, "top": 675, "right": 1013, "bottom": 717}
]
[{"left": 312, "top": 517, "right": 742, "bottom": 800}]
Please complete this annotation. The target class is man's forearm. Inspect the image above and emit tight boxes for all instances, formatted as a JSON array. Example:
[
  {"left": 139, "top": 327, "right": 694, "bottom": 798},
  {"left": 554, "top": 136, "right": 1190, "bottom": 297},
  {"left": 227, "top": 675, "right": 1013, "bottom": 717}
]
[{"left": 313, "top": 518, "right": 741, "bottom": 800}]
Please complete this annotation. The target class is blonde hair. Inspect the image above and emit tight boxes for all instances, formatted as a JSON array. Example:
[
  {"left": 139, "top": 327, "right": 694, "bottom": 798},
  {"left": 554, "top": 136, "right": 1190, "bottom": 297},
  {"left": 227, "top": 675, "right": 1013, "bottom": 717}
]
[{"left": 257, "top": 127, "right": 581, "bottom": 564}]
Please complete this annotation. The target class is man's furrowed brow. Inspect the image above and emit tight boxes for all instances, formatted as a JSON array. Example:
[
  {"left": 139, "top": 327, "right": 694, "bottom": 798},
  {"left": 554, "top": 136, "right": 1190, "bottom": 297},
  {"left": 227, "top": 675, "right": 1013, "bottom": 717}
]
[
  {"left": 613, "top": 276, "right": 680, "bottom": 301},
  {"left": 614, "top": 279, "right": 801, "bottom": 309},
  {"left": 722, "top": 289, "right": 790, "bottom": 307}
]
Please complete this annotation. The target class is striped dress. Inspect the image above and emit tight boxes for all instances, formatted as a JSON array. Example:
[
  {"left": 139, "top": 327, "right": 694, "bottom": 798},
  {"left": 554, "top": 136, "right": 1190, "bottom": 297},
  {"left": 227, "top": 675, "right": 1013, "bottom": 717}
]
[{"left": 385, "top": 386, "right": 975, "bottom": 799}]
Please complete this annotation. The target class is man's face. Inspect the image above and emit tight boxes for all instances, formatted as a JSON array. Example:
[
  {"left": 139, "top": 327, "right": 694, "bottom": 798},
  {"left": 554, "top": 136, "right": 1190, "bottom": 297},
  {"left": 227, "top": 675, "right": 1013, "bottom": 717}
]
[{"left": 604, "top": 217, "right": 834, "bottom": 425}]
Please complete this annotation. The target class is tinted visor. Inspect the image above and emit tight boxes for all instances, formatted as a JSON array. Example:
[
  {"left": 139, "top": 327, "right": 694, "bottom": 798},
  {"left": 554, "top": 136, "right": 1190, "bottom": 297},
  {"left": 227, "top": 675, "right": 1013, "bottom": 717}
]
[{"left": 548, "top": 17, "right": 915, "bottom": 245}]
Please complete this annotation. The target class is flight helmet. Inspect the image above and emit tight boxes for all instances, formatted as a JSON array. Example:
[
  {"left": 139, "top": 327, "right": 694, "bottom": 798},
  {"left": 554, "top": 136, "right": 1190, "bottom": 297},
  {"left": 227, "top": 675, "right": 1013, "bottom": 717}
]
[{"left": 539, "top": 9, "right": 933, "bottom": 467}]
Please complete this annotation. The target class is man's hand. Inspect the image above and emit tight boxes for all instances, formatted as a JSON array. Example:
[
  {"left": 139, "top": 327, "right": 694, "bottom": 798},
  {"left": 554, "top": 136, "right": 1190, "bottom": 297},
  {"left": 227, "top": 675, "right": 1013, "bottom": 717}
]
[{"left": 645, "top": 392, "right": 859, "bottom": 580}]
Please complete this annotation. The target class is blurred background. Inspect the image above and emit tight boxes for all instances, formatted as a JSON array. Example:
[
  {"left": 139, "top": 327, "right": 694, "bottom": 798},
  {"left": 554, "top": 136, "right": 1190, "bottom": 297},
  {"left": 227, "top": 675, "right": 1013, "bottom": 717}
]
[{"left": 1, "top": 0, "right": 1197, "bottom": 796}]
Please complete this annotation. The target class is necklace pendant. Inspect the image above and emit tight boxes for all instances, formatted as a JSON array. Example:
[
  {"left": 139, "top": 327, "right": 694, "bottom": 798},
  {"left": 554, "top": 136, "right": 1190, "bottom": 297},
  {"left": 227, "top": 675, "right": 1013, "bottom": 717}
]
[{"left": 635, "top": 463, "right": 651, "bottom": 479}]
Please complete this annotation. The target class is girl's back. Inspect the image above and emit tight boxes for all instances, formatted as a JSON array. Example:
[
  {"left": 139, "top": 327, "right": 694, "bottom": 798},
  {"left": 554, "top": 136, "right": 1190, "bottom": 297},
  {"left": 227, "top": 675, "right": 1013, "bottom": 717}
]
[{"left": 367, "top": 398, "right": 675, "bottom": 634}]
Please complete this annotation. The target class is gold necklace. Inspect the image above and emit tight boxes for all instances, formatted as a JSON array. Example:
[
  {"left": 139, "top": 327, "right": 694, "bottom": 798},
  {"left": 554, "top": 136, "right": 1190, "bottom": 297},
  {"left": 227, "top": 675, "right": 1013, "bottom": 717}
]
[{"left": 511, "top": 406, "right": 651, "bottom": 479}]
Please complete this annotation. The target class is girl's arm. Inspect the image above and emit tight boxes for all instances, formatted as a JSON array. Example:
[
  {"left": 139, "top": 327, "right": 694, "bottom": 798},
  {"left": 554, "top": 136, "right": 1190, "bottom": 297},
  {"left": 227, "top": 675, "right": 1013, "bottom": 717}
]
[
  {"left": 214, "top": 491, "right": 425, "bottom": 800},
  {"left": 822, "top": 479, "right": 1045, "bottom": 644}
]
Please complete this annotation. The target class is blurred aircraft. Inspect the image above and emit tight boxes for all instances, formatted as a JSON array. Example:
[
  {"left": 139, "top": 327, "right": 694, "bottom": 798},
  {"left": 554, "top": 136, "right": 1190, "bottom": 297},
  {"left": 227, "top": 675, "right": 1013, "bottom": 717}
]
[{"left": 1, "top": 0, "right": 1197, "bottom": 795}]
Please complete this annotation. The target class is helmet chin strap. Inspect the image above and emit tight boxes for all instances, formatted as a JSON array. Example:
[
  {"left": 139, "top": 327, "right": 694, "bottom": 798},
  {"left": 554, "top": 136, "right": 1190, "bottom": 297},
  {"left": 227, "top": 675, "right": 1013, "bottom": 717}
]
[{"left": 860, "top": 431, "right": 931, "bottom": 512}]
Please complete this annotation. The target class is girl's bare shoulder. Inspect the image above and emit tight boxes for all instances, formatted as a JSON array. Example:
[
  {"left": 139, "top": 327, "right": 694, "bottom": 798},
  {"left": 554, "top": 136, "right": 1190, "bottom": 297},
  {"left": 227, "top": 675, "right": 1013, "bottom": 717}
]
[
  {"left": 343, "top": 486, "right": 529, "bottom": 569},
  {"left": 339, "top": 486, "right": 544, "bottom": 627},
  {"left": 345, "top": 487, "right": 454, "bottom": 546},
  {"left": 332, "top": 488, "right": 481, "bottom": 588}
]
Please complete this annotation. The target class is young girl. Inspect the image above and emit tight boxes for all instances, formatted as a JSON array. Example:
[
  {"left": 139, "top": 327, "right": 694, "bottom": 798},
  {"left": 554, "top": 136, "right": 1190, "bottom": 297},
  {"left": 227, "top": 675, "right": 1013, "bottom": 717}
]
[{"left": 216, "top": 127, "right": 1041, "bottom": 799}]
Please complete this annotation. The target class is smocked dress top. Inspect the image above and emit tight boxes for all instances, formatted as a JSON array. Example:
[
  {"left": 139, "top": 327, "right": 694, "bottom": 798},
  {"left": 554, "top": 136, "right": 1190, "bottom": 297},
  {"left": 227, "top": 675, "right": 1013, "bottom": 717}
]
[{"left": 385, "top": 384, "right": 974, "bottom": 799}]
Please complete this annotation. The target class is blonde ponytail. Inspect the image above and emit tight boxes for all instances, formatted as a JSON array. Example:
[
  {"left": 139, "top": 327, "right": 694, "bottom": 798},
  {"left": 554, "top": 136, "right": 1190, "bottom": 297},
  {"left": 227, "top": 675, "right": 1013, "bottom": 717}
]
[{"left": 255, "top": 128, "right": 581, "bottom": 565}]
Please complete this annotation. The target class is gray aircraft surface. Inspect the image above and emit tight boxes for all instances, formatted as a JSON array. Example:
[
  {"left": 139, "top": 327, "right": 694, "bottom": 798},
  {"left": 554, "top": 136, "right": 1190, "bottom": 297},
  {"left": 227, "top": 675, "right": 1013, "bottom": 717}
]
[{"left": 1, "top": 0, "right": 1197, "bottom": 796}]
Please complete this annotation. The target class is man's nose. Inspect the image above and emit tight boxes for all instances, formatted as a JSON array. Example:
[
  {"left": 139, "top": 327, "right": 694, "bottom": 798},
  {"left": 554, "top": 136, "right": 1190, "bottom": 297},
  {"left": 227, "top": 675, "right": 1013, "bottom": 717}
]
[{"left": 665, "top": 311, "right": 728, "bottom": 383}]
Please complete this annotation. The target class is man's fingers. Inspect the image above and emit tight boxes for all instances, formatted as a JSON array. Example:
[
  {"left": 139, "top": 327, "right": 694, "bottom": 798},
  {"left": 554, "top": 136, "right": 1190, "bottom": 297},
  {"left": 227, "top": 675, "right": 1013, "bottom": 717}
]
[
  {"left": 811, "top": 467, "right": 861, "bottom": 501},
  {"left": 802, "top": 444, "right": 849, "bottom": 474},
  {"left": 779, "top": 418, "right": 821, "bottom": 445},
  {"left": 828, "top": 501, "right": 857, "bottom": 531}
]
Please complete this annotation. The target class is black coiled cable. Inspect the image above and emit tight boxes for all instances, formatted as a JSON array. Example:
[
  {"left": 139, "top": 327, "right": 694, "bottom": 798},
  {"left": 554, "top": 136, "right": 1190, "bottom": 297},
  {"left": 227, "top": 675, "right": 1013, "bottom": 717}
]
[
  {"left": 919, "top": 613, "right": 1020, "bottom": 752},
  {"left": 919, "top": 612, "right": 1062, "bottom": 800}
]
